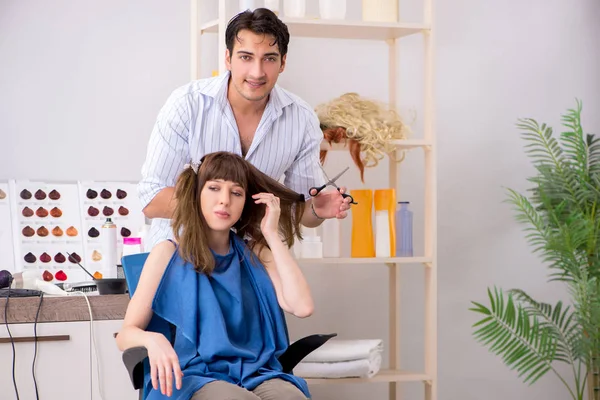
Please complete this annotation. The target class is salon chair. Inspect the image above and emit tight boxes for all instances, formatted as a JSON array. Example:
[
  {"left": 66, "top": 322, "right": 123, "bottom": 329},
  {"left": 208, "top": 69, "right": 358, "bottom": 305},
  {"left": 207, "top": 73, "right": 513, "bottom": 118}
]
[{"left": 119, "top": 252, "right": 336, "bottom": 400}]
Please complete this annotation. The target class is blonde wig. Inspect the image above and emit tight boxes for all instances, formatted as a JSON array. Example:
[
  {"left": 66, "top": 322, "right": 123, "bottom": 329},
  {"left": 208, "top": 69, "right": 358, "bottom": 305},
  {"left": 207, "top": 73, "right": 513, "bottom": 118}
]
[{"left": 316, "top": 93, "right": 411, "bottom": 182}]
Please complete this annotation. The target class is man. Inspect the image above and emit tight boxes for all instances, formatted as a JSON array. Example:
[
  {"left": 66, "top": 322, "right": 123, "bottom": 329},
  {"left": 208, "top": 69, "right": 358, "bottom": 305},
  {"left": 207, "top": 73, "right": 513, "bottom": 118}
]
[{"left": 138, "top": 8, "right": 351, "bottom": 250}]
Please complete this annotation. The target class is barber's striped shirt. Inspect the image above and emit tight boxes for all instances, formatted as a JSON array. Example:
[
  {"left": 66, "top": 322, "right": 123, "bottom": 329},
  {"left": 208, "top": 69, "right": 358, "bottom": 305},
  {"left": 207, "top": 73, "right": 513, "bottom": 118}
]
[{"left": 138, "top": 71, "right": 325, "bottom": 250}]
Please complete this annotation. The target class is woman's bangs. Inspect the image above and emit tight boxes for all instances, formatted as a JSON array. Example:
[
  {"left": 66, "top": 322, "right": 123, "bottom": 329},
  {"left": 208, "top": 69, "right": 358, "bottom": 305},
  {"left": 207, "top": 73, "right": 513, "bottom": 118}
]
[{"left": 205, "top": 156, "right": 248, "bottom": 189}]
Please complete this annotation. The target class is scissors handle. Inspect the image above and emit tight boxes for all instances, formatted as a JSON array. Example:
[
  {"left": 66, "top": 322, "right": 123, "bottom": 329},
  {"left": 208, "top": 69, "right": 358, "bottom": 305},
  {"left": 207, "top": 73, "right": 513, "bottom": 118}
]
[
  {"left": 309, "top": 184, "right": 327, "bottom": 196},
  {"left": 340, "top": 191, "right": 357, "bottom": 205}
]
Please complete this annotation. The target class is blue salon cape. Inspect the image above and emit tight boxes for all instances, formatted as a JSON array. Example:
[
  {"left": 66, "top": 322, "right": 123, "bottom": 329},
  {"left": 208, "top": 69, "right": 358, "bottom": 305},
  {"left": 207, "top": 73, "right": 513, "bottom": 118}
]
[{"left": 144, "top": 232, "right": 310, "bottom": 400}]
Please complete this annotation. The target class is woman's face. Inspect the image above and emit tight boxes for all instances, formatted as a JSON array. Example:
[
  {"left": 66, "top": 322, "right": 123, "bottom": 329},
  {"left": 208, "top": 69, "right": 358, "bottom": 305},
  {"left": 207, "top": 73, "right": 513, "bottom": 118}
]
[{"left": 200, "top": 179, "right": 246, "bottom": 232}]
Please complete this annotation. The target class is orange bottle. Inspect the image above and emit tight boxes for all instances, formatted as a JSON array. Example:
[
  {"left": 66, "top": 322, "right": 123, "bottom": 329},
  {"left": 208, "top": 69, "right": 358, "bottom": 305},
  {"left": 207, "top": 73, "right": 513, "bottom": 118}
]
[{"left": 350, "top": 189, "right": 375, "bottom": 257}]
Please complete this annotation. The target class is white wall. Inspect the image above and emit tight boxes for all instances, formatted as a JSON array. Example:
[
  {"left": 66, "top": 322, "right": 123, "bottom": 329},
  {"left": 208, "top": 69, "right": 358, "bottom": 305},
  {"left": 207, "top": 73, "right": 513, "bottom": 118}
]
[
  {"left": 0, "top": 0, "right": 189, "bottom": 181},
  {"left": 2, "top": 0, "right": 600, "bottom": 399}
]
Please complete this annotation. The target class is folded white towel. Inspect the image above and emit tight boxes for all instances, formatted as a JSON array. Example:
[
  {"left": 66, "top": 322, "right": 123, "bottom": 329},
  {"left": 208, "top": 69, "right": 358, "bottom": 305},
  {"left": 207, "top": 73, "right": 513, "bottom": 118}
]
[
  {"left": 294, "top": 353, "right": 382, "bottom": 379},
  {"left": 301, "top": 339, "right": 383, "bottom": 363}
]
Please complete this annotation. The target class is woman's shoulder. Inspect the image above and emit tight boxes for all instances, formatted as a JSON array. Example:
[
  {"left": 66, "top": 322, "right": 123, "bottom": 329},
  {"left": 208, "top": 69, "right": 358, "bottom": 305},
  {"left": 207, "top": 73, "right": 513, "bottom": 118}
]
[
  {"left": 144, "top": 240, "right": 178, "bottom": 274},
  {"left": 151, "top": 239, "right": 177, "bottom": 256}
]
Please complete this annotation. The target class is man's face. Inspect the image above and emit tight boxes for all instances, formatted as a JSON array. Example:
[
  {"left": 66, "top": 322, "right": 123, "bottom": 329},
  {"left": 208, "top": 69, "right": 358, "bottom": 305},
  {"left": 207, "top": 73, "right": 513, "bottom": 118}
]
[{"left": 225, "top": 29, "right": 286, "bottom": 103}]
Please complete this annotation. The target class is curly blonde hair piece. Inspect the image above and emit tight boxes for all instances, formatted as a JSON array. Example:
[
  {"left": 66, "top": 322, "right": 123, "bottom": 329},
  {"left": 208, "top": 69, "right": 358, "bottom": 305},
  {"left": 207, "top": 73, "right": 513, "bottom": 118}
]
[{"left": 316, "top": 93, "right": 411, "bottom": 181}]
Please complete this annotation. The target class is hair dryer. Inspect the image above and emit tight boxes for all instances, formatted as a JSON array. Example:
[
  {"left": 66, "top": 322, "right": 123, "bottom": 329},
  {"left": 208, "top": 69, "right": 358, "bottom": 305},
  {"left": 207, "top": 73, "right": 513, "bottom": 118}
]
[{"left": 0, "top": 270, "right": 68, "bottom": 296}]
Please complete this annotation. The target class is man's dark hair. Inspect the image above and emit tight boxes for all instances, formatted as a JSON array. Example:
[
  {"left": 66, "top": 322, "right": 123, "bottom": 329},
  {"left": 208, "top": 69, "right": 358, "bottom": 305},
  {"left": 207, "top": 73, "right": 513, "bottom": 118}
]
[{"left": 225, "top": 8, "right": 290, "bottom": 58}]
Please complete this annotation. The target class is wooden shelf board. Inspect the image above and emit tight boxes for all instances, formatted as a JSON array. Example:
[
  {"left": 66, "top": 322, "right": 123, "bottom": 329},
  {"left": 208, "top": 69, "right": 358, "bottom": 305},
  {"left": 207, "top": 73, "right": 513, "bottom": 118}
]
[
  {"left": 200, "top": 19, "right": 218, "bottom": 33},
  {"left": 305, "top": 369, "right": 430, "bottom": 384},
  {"left": 320, "top": 138, "right": 432, "bottom": 151},
  {"left": 299, "top": 257, "right": 432, "bottom": 265},
  {"left": 200, "top": 19, "right": 429, "bottom": 41}
]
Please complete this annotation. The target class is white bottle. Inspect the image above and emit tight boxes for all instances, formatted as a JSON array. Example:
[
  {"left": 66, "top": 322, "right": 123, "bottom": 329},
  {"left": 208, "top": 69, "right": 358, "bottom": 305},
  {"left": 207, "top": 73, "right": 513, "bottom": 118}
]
[
  {"left": 362, "top": 0, "right": 398, "bottom": 22},
  {"left": 320, "top": 0, "right": 347, "bottom": 20},
  {"left": 375, "top": 210, "right": 391, "bottom": 257},
  {"left": 264, "top": 0, "right": 280, "bottom": 14},
  {"left": 301, "top": 227, "right": 323, "bottom": 258},
  {"left": 284, "top": 0, "right": 306, "bottom": 18},
  {"left": 322, "top": 218, "right": 341, "bottom": 257},
  {"left": 100, "top": 217, "right": 118, "bottom": 278}
]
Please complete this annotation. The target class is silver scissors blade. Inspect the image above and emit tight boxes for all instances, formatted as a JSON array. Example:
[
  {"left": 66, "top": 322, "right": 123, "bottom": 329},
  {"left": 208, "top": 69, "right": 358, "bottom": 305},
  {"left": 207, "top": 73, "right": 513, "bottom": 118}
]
[{"left": 320, "top": 165, "right": 349, "bottom": 185}]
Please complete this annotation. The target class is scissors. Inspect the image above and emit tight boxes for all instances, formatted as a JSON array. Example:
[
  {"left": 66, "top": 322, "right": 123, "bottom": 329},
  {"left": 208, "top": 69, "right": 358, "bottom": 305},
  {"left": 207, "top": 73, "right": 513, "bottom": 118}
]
[{"left": 309, "top": 165, "right": 357, "bottom": 205}]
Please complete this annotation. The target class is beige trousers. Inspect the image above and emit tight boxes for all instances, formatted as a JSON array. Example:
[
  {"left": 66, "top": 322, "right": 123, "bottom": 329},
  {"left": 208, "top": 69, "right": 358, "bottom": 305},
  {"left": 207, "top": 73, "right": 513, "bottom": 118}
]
[{"left": 190, "top": 378, "right": 308, "bottom": 400}]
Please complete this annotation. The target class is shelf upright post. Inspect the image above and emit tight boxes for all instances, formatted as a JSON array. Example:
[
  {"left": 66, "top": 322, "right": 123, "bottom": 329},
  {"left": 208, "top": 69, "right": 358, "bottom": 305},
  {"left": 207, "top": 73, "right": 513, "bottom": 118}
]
[
  {"left": 218, "top": 0, "right": 227, "bottom": 75},
  {"left": 423, "top": 0, "right": 437, "bottom": 399},
  {"left": 190, "top": 0, "right": 199, "bottom": 80},
  {"left": 386, "top": 31, "right": 402, "bottom": 400}
]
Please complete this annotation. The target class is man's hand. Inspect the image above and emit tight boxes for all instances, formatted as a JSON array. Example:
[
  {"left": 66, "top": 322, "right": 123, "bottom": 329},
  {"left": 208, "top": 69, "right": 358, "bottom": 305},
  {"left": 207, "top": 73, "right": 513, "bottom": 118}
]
[{"left": 309, "top": 186, "right": 352, "bottom": 220}]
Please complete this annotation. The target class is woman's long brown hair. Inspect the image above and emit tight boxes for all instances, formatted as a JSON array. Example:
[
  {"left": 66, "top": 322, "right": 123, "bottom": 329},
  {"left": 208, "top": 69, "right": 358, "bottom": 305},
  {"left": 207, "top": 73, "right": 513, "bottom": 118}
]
[{"left": 171, "top": 151, "right": 306, "bottom": 274}]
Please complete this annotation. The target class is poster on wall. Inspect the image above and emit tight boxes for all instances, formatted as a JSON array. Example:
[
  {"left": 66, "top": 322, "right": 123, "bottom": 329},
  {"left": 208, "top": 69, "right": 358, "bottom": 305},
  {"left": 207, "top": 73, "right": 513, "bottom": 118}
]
[
  {"left": 0, "top": 181, "right": 16, "bottom": 273},
  {"left": 9, "top": 180, "right": 87, "bottom": 283},
  {"left": 77, "top": 181, "right": 145, "bottom": 276}
]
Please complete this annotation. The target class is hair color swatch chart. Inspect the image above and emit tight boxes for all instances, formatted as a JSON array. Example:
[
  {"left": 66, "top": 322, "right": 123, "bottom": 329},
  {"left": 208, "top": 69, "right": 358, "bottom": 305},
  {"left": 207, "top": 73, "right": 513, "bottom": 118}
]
[
  {"left": 0, "top": 182, "right": 15, "bottom": 273},
  {"left": 9, "top": 180, "right": 88, "bottom": 283},
  {"left": 0, "top": 179, "right": 144, "bottom": 283},
  {"left": 78, "top": 181, "right": 144, "bottom": 277}
]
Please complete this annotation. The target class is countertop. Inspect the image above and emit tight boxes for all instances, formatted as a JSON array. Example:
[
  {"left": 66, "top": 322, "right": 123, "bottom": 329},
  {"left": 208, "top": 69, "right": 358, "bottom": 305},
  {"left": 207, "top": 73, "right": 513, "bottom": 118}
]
[{"left": 0, "top": 293, "right": 129, "bottom": 324}]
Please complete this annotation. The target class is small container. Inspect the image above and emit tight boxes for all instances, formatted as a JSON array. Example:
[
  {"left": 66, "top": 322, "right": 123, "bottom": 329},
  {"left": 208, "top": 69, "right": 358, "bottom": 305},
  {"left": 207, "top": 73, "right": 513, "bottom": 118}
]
[
  {"left": 284, "top": 0, "right": 306, "bottom": 18},
  {"left": 395, "top": 201, "right": 413, "bottom": 257},
  {"left": 301, "top": 227, "right": 323, "bottom": 258},
  {"left": 95, "top": 278, "right": 127, "bottom": 295},
  {"left": 319, "top": 0, "right": 347, "bottom": 20},
  {"left": 122, "top": 237, "right": 143, "bottom": 258}
]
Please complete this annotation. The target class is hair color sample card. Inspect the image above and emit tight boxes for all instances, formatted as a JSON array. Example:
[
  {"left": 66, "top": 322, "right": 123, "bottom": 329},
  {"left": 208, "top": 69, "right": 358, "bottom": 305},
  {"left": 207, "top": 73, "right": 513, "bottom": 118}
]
[
  {"left": 78, "top": 181, "right": 145, "bottom": 276},
  {"left": 0, "top": 182, "right": 16, "bottom": 273},
  {"left": 9, "top": 180, "right": 87, "bottom": 283}
]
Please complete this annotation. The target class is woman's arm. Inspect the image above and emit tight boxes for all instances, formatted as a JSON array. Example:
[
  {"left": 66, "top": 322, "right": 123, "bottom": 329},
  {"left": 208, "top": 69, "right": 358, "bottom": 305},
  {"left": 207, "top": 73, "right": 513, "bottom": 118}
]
[
  {"left": 115, "top": 240, "right": 183, "bottom": 396},
  {"left": 115, "top": 240, "right": 176, "bottom": 350},
  {"left": 253, "top": 192, "right": 314, "bottom": 318},
  {"left": 258, "top": 239, "right": 314, "bottom": 318}
]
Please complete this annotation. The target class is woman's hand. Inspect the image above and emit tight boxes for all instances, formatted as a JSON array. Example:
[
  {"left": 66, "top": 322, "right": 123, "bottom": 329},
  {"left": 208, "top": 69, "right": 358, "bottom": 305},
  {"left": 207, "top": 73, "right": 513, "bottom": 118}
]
[
  {"left": 145, "top": 332, "right": 183, "bottom": 397},
  {"left": 253, "top": 192, "right": 281, "bottom": 239}
]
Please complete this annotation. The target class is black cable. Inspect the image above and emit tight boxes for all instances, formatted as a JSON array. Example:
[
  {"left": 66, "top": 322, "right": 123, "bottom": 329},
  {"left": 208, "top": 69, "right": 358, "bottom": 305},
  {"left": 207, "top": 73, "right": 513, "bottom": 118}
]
[
  {"left": 32, "top": 293, "right": 44, "bottom": 400},
  {"left": 4, "top": 286, "right": 20, "bottom": 400}
]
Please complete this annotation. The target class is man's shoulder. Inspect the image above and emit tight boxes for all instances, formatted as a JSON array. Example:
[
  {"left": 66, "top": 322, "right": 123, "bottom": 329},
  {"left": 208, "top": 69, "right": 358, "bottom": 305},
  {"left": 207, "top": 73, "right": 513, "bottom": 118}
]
[
  {"left": 165, "top": 75, "right": 226, "bottom": 106},
  {"left": 274, "top": 85, "right": 316, "bottom": 117}
]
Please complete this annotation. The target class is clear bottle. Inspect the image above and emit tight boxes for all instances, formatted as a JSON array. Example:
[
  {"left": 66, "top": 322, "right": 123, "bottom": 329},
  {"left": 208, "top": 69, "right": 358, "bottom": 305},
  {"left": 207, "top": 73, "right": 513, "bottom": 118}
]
[{"left": 395, "top": 201, "right": 413, "bottom": 257}]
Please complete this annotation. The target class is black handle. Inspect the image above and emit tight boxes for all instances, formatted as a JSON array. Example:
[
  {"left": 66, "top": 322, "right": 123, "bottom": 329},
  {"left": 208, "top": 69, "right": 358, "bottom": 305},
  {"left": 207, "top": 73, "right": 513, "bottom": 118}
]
[{"left": 309, "top": 184, "right": 326, "bottom": 196}]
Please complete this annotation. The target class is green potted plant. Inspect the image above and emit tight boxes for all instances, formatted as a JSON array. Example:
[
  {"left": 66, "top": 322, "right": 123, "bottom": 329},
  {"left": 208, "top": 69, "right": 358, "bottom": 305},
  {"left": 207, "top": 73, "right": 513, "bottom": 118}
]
[{"left": 470, "top": 100, "right": 600, "bottom": 400}]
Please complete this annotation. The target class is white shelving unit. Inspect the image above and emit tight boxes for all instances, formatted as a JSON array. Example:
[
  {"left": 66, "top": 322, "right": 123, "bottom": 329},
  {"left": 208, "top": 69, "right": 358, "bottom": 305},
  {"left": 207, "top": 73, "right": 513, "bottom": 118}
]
[{"left": 190, "top": 2, "right": 436, "bottom": 400}]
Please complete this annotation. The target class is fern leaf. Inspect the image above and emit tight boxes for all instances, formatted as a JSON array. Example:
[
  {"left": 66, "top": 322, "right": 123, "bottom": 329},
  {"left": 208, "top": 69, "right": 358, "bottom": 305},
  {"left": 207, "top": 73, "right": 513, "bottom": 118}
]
[
  {"left": 470, "top": 287, "right": 562, "bottom": 385},
  {"left": 509, "top": 289, "right": 583, "bottom": 364}
]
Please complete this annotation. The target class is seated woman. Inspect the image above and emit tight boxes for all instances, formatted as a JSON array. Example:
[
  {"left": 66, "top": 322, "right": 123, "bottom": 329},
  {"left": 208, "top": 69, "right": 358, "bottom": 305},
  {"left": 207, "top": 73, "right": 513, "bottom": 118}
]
[{"left": 116, "top": 151, "right": 316, "bottom": 400}]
